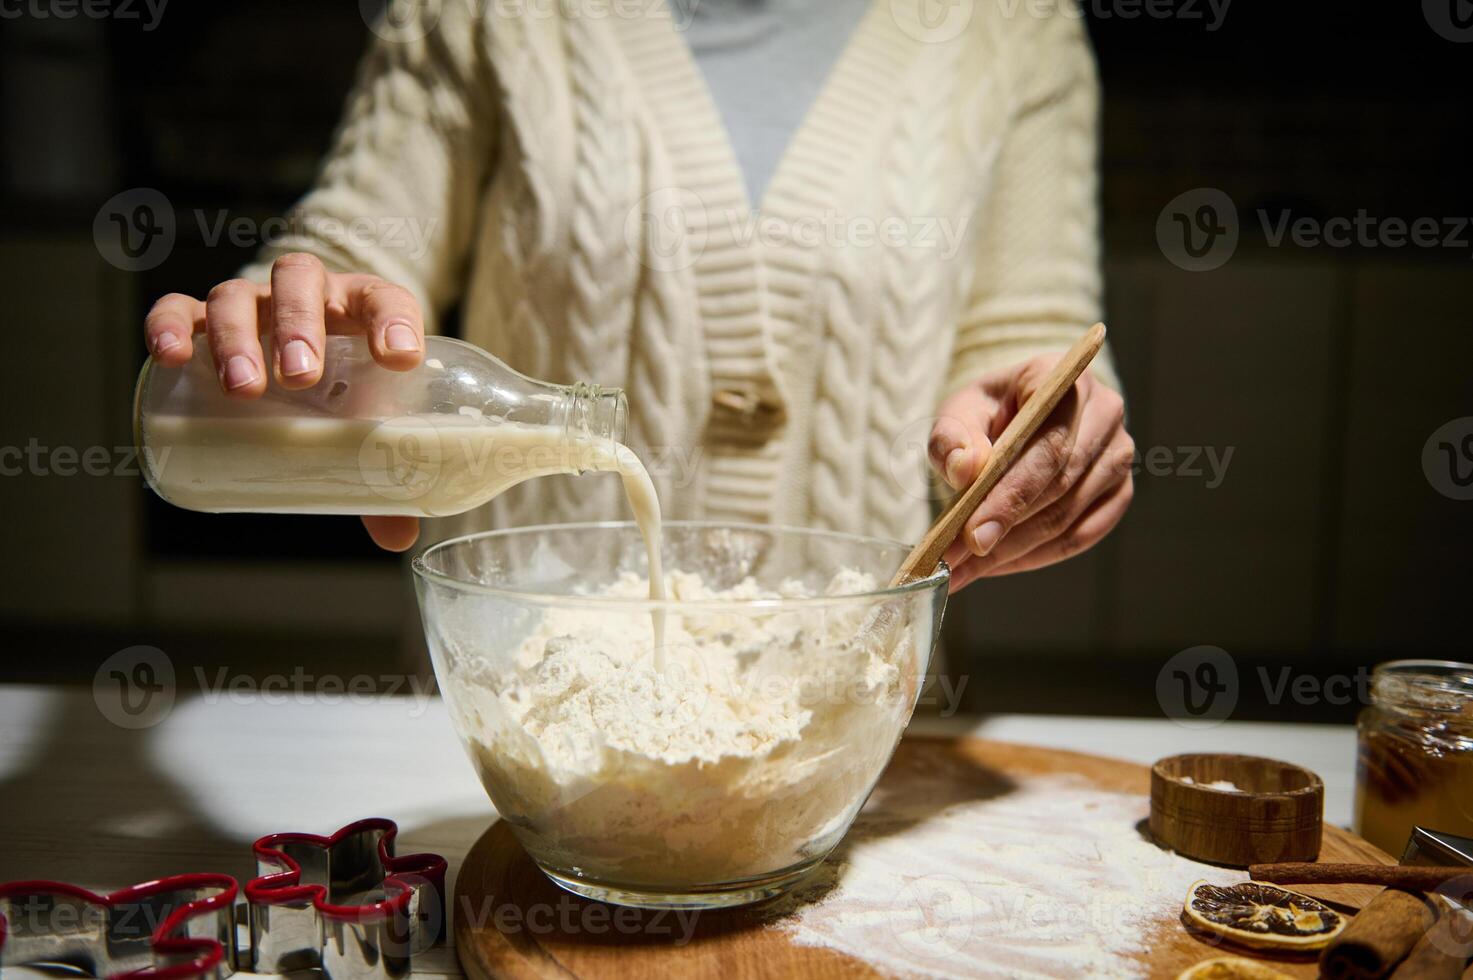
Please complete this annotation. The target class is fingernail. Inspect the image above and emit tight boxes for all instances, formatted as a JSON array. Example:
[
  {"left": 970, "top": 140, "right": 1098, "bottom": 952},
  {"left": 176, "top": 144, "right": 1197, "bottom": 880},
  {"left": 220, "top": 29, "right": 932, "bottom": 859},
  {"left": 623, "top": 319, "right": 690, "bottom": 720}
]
[
  {"left": 385, "top": 323, "right": 419, "bottom": 352},
  {"left": 944, "top": 448, "right": 969, "bottom": 490},
  {"left": 223, "top": 355, "right": 260, "bottom": 390},
  {"left": 280, "top": 339, "right": 316, "bottom": 377},
  {"left": 971, "top": 520, "right": 1004, "bottom": 557},
  {"left": 153, "top": 333, "right": 180, "bottom": 355}
]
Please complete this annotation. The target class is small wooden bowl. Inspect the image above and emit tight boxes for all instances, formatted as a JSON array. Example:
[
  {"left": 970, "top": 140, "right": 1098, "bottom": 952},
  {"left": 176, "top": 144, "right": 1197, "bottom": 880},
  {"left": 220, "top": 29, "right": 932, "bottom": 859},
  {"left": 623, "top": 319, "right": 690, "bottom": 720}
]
[{"left": 1150, "top": 753, "right": 1324, "bottom": 867}]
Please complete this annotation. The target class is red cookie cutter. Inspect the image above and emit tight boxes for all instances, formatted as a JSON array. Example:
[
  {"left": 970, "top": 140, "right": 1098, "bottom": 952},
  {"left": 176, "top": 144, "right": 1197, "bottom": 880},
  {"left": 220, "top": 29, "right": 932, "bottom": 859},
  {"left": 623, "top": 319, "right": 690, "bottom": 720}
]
[
  {"left": 0, "top": 874, "right": 237, "bottom": 980},
  {"left": 0, "top": 818, "right": 447, "bottom": 980},
  {"left": 245, "top": 817, "right": 447, "bottom": 980}
]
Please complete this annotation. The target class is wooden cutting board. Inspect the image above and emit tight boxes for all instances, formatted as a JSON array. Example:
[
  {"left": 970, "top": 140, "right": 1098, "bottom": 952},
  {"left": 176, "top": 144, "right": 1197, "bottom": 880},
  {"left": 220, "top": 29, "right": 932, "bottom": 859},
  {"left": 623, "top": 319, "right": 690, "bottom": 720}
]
[{"left": 453, "top": 736, "right": 1391, "bottom": 979}]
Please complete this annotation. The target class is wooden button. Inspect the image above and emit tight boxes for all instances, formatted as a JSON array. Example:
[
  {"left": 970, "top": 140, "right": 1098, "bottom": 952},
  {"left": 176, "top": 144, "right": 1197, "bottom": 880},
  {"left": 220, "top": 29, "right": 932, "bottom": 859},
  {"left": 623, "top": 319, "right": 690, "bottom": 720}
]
[{"left": 712, "top": 387, "right": 786, "bottom": 426}]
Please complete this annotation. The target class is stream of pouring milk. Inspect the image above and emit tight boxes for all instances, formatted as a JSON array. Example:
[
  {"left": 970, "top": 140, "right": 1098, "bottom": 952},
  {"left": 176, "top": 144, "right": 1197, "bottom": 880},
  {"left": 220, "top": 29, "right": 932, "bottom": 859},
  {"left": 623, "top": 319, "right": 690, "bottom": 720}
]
[{"left": 145, "top": 413, "right": 668, "bottom": 664}]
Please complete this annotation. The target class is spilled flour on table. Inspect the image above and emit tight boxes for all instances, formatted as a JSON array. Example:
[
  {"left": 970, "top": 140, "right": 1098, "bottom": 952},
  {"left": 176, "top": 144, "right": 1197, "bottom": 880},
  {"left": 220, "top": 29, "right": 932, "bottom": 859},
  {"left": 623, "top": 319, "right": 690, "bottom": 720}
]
[{"left": 778, "top": 760, "right": 1245, "bottom": 979}]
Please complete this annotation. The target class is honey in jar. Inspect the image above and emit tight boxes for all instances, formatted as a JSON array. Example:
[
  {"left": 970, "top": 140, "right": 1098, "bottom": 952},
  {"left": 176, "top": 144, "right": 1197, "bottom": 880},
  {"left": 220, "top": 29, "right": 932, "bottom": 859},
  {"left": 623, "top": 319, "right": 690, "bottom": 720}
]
[{"left": 1354, "top": 659, "right": 1473, "bottom": 856}]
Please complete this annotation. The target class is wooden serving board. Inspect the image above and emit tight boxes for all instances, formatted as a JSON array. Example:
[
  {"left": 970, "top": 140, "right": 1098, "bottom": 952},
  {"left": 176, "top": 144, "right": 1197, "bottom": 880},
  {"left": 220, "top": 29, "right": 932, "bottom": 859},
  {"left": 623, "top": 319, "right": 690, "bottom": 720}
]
[{"left": 453, "top": 736, "right": 1392, "bottom": 979}]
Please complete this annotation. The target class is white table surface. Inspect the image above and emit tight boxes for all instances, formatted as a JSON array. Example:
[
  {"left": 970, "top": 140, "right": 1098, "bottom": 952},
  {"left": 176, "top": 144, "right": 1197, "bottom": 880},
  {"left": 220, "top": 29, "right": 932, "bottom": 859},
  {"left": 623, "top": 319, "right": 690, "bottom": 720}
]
[{"left": 0, "top": 683, "right": 1359, "bottom": 977}]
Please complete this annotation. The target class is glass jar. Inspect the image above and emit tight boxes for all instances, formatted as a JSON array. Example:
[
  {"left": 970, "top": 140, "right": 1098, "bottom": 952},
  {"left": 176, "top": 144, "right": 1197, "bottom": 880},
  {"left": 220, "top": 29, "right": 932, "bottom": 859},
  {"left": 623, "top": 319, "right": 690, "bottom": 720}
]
[
  {"left": 1353, "top": 660, "right": 1473, "bottom": 856},
  {"left": 134, "top": 336, "right": 627, "bottom": 517}
]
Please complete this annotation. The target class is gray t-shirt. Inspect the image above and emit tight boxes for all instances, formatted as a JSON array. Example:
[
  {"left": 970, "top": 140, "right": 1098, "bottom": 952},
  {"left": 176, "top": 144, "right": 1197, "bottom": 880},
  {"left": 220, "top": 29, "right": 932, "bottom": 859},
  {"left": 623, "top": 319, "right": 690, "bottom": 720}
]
[{"left": 678, "top": 0, "right": 871, "bottom": 204}]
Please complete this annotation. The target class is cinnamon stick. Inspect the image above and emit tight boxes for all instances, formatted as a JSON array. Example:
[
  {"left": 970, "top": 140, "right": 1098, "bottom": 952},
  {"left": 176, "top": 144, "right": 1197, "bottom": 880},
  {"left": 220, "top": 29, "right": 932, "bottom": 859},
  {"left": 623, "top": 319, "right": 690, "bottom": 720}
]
[
  {"left": 1388, "top": 914, "right": 1470, "bottom": 980},
  {"left": 1252, "top": 863, "right": 1469, "bottom": 890},
  {"left": 1320, "top": 889, "right": 1436, "bottom": 980}
]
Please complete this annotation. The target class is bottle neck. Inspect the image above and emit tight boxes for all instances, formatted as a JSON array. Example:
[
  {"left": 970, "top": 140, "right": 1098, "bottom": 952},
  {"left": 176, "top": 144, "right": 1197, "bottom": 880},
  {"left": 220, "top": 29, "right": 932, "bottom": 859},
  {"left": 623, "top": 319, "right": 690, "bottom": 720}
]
[{"left": 563, "top": 383, "right": 628, "bottom": 448}]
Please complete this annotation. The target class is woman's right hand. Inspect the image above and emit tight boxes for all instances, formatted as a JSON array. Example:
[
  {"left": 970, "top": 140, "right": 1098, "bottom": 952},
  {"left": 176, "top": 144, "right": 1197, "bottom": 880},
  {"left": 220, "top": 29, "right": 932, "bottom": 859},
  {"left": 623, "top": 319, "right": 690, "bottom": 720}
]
[{"left": 142, "top": 252, "right": 427, "bottom": 552}]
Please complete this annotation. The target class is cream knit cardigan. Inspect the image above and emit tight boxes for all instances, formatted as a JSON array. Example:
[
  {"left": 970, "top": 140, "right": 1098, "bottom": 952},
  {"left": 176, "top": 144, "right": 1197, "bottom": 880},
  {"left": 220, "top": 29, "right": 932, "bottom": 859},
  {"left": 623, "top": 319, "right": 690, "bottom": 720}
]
[{"left": 245, "top": 0, "right": 1118, "bottom": 543}]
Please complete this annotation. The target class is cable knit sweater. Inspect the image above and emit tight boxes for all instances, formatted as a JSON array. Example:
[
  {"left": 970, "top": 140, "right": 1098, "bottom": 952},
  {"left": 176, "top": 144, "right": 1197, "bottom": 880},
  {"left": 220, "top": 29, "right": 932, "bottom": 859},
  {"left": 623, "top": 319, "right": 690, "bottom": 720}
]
[{"left": 244, "top": 0, "right": 1118, "bottom": 543}]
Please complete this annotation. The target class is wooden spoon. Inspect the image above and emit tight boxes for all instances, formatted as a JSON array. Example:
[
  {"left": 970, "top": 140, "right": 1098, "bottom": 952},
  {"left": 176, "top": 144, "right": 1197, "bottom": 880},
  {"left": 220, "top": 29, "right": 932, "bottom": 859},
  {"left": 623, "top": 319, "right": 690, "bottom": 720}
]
[{"left": 891, "top": 322, "right": 1108, "bottom": 586}]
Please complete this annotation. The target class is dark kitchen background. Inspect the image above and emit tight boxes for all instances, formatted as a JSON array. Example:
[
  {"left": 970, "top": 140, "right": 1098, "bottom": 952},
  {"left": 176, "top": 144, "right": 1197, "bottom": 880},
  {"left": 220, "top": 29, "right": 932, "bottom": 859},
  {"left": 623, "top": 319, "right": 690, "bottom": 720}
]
[{"left": 2, "top": 1, "right": 1469, "bottom": 719}]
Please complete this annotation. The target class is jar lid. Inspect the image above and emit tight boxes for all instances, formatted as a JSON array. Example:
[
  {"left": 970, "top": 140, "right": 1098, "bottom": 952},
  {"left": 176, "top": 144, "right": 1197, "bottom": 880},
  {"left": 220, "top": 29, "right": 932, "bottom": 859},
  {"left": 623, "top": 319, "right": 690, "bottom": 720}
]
[{"left": 1371, "top": 659, "right": 1473, "bottom": 716}]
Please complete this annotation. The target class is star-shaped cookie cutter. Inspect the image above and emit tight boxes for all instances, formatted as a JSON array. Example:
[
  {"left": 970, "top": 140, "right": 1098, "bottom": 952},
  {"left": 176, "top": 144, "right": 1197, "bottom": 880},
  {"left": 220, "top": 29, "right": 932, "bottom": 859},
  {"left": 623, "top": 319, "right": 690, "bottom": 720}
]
[
  {"left": 0, "top": 873, "right": 237, "bottom": 980},
  {"left": 245, "top": 817, "right": 446, "bottom": 980}
]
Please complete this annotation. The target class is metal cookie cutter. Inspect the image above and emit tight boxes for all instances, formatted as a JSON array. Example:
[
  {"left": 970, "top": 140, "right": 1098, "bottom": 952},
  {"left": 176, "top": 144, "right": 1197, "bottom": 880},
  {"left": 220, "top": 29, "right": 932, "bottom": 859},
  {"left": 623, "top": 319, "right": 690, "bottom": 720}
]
[
  {"left": 246, "top": 817, "right": 446, "bottom": 980},
  {"left": 0, "top": 874, "right": 237, "bottom": 980},
  {"left": 1403, "top": 826, "right": 1473, "bottom": 913},
  {"left": 1403, "top": 826, "right": 1473, "bottom": 868}
]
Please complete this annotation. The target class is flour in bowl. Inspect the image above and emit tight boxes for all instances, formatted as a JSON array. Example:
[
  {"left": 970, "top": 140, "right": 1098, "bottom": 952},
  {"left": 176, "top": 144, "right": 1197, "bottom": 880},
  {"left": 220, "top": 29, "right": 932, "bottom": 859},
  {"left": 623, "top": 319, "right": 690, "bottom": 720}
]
[
  {"left": 1180, "top": 776, "right": 1244, "bottom": 792},
  {"left": 438, "top": 568, "right": 932, "bottom": 889}
]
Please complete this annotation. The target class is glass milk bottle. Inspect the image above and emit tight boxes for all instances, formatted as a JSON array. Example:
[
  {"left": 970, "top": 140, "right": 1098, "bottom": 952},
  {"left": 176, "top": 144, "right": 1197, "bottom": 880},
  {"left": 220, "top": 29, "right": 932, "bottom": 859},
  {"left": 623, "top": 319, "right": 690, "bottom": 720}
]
[{"left": 134, "top": 336, "right": 627, "bottom": 517}]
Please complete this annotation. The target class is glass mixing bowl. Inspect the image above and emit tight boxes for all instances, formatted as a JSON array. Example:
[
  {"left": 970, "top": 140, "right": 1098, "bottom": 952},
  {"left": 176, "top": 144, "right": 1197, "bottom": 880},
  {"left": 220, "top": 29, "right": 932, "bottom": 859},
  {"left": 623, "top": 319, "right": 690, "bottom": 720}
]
[{"left": 413, "top": 521, "right": 948, "bottom": 909}]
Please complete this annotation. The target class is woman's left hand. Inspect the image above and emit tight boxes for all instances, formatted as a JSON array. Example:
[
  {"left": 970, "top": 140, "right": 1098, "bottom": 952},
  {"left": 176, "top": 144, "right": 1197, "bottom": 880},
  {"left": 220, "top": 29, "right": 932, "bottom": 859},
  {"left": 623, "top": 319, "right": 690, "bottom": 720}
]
[{"left": 928, "top": 354, "right": 1135, "bottom": 592}]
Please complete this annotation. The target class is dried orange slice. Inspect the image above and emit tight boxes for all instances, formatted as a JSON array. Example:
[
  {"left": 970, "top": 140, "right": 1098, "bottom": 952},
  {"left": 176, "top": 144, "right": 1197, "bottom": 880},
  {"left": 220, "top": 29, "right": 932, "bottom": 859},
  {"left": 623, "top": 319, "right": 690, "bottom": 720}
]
[
  {"left": 1177, "top": 956, "right": 1295, "bottom": 980},
  {"left": 1183, "top": 880, "right": 1346, "bottom": 952}
]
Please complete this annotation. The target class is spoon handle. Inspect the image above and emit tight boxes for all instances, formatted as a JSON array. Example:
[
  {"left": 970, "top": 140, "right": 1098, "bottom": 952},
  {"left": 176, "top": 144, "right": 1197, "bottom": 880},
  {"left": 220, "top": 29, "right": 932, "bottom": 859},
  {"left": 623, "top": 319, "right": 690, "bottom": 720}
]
[{"left": 891, "top": 322, "right": 1107, "bottom": 587}]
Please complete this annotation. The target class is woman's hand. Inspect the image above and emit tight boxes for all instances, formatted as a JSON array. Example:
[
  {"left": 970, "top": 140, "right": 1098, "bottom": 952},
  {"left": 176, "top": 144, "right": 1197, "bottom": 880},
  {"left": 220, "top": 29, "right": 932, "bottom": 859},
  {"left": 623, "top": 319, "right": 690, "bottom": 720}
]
[
  {"left": 928, "top": 354, "right": 1135, "bottom": 592},
  {"left": 143, "top": 252, "right": 425, "bottom": 552}
]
